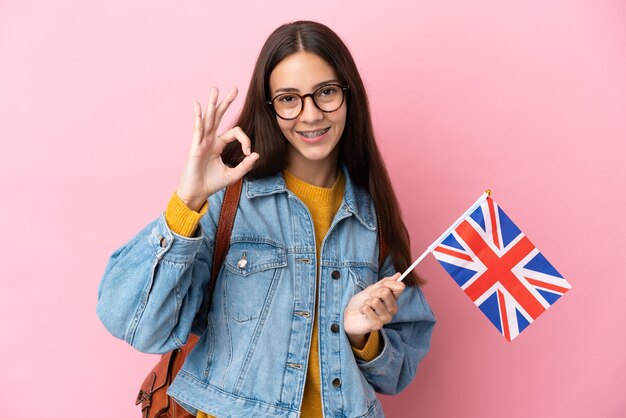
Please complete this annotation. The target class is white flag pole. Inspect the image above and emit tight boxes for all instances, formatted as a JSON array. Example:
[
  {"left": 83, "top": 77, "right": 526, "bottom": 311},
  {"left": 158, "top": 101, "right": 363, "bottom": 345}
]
[{"left": 397, "top": 190, "right": 492, "bottom": 282}]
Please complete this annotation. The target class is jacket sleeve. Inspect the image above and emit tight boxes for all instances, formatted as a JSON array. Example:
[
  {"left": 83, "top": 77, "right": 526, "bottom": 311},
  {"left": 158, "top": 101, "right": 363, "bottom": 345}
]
[
  {"left": 355, "top": 255, "right": 436, "bottom": 395},
  {"left": 96, "top": 191, "right": 224, "bottom": 354}
]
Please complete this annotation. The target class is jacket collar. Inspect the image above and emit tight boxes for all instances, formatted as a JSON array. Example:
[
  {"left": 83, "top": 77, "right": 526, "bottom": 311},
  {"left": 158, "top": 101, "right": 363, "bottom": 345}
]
[{"left": 245, "top": 165, "right": 376, "bottom": 231}]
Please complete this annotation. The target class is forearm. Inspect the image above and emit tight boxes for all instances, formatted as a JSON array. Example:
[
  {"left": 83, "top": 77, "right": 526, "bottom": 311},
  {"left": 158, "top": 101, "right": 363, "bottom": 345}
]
[{"left": 96, "top": 215, "right": 212, "bottom": 353}]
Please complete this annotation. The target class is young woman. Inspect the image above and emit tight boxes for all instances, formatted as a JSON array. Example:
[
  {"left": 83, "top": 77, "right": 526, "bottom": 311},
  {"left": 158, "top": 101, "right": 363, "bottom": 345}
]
[{"left": 97, "top": 21, "right": 435, "bottom": 418}]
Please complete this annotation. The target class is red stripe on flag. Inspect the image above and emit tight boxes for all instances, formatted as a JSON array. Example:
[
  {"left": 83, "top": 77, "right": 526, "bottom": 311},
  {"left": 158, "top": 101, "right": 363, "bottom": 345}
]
[
  {"left": 456, "top": 220, "right": 546, "bottom": 320},
  {"left": 487, "top": 198, "right": 500, "bottom": 249},
  {"left": 434, "top": 246, "right": 473, "bottom": 262},
  {"left": 498, "top": 290, "right": 511, "bottom": 341},
  {"left": 525, "top": 277, "right": 569, "bottom": 294}
]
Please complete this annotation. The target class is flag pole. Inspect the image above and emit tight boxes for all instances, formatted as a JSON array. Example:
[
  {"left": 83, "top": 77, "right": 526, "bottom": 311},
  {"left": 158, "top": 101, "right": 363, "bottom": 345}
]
[{"left": 397, "top": 190, "right": 492, "bottom": 282}]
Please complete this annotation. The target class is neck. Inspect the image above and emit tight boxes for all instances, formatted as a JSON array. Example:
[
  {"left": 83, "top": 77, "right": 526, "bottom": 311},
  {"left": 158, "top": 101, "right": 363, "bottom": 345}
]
[
  {"left": 286, "top": 165, "right": 338, "bottom": 188},
  {"left": 286, "top": 156, "right": 340, "bottom": 188}
]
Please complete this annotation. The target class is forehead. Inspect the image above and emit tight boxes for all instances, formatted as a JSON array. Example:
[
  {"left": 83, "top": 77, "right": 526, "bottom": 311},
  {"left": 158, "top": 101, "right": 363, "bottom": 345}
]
[{"left": 269, "top": 51, "right": 339, "bottom": 93}]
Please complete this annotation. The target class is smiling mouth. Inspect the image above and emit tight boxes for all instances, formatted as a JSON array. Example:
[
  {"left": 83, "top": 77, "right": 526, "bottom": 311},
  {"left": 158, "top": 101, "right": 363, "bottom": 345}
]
[{"left": 297, "top": 127, "right": 330, "bottom": 139}]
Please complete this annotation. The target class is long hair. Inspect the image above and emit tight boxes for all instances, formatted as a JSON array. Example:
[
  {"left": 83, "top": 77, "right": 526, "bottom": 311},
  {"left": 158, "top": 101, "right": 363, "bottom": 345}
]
[{"left": 222, "top": 21, "right": 424, "bottom": 286}]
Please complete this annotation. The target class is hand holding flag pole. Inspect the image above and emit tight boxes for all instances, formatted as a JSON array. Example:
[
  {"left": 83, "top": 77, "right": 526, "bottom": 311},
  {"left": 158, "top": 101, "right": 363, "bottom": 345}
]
[{"left": 396, "top": 189, "right": 570, "bottom": 341}]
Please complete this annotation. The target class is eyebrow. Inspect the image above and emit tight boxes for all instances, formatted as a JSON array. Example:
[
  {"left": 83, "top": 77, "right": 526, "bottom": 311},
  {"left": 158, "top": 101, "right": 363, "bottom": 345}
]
[{"left": 273, "top": 79, "right": 341, "bottom": 95}]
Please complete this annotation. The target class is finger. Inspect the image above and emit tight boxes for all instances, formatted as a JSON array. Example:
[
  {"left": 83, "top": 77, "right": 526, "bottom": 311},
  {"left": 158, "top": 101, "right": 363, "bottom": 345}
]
[
  {"left": 368, "top": 273, "right": 401, "bottom": 291},
  {"left": 203, "top": 87, "right": 219, "bottom": 134},
  {"left": 225, "top": 152, "right": 260, "bottom": 183},
  {"left": 360, "top": 305, "right": 384, "bottom": 331},
  {"left": 366, "top": 297, "right": 393, "bottom": 323},
  {"left": 217, "top": 126, "right": 253, "bottom": 155},
  {"left": 379, "top": 277, "right": 405, "bottom": 299},
  {"left": 386, "top": 296, "right": 399, "bottom": 316},
  {"left": 371, "top": 287, "right": 399, "bottom": 315},
  {"left": 210, "top": 88, "right": 238, "bottom": 136},
  {"left": 381, "top": 273, "right": 401, "bottom": 282},
  {"left": 191, "top": 101, "right": 204, "bottom": 146}
]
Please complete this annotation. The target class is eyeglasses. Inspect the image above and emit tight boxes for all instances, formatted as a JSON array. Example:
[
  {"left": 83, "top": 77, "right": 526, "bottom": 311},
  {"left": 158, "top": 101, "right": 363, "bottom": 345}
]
[{"left": 267, "top": 84, "right": 349, "bottom": 120}]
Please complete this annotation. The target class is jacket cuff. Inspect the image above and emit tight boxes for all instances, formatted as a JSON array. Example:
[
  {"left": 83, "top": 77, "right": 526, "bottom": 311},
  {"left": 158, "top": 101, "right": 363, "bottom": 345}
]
[
  {"left": 351, "top": 331, "right": 383, "bottom": 361},
  {"left": 165, "top": 192, "right": 208, "bottom": 237}
]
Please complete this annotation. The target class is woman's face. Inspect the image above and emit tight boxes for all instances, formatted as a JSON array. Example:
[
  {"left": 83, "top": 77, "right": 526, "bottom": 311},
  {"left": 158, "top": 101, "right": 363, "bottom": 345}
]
[{"left": 269, "top": 51, "right": 347, "bottom": 178}]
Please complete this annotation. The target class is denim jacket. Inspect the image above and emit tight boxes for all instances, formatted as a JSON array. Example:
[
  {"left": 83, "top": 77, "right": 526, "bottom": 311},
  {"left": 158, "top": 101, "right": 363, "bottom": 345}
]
[{"left": 97, "top": 168, "right": 435, "bottom": 418}]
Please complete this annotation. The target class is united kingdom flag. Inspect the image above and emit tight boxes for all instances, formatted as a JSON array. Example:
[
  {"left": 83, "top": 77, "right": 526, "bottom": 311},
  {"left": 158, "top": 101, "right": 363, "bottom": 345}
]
[{"left": 433, "top": 196, "right": 571, "bottom": 341}]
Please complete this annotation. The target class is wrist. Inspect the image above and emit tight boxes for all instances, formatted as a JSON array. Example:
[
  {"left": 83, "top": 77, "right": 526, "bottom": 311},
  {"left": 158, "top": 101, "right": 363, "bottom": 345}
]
[
  {"left": 175, "top": 190, "right": 207, "bottom": 212},
  {"left": 346, "top": 332, "right": 368, "bottom": 350}
]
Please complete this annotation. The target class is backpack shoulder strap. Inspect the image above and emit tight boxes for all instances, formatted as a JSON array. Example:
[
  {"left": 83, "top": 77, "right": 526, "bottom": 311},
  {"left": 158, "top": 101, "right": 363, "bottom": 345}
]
[
  {"left": 211, "top": 178, "right": 244, "bottom": 284},
  {"left": 192, "top": 177, "right": 243, "bottom": 332},
  {"left": 377, "top": 217, "right": 388, "bottom": 270}
]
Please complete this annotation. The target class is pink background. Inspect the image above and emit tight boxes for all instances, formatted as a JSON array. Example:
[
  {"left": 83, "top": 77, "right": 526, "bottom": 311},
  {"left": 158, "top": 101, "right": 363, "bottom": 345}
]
[{"left": 1, "top": 0, "right": 625, "bottom": 417}]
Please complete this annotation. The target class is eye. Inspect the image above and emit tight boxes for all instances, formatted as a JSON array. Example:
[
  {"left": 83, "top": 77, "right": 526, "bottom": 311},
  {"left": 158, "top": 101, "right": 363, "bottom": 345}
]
[
  {"left": 277, "top": 94, "right": 298, "bottom": 104},
  {"left": 318, "top": 86, "right": 339, "bottom": 97}
]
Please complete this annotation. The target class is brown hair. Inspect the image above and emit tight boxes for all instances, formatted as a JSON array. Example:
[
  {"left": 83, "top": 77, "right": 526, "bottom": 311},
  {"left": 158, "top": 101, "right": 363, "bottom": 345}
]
[{"left": 222, "top": 21, "right": 424, "bottom": 286}]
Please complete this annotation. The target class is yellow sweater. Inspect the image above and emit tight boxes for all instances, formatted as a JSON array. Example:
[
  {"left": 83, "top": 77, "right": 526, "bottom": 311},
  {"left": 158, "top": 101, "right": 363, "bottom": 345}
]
[{"left": 164, "top": 172, "right": 381, "bottom": 418}]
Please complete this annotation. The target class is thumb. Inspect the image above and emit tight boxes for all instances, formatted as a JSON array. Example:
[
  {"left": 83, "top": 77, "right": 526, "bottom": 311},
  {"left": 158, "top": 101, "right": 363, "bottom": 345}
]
[
  {"left": 227, "top": 152, "right": 260, "bottom": 183},
  {"left": 379, "top": 273, "right": 401, "bottom": 283}
]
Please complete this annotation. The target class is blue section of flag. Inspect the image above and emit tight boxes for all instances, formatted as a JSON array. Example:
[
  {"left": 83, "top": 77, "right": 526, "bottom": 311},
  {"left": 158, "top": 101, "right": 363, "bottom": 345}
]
[
  {"left": 470, "top": 206, "right": 486, "bottom": 231},
  {"left": 516, "top": 309, "right": 530, "bottom": 333},
  {"left": 497, "top": 206, "right": 522, "bottom": 247},
  {"left": 524, "top": 252, "right": 563, "bottom": 278},
  {"left": 437, "top": 260, "right": 476, "bottom": 286},
  {"left": 441, "top": 233, "right": 465, "bottom": 250},
  {"left": 537, "top": 289, "right": 561, "bottom": 305},
  {"left": 479, "top": 292, "right": 502, "bottom": 333}
]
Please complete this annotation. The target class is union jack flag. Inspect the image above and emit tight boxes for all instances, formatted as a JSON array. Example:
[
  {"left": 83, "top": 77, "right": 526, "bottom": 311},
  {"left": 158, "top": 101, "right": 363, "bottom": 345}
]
[{"left": 433, "top": 196, "right": 571, "bottom": 341}]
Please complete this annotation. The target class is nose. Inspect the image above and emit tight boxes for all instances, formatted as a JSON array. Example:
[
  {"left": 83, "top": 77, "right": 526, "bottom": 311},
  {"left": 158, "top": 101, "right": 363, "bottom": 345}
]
[{"left": 299, "top": 95, "right": 323, "bottom": 123}]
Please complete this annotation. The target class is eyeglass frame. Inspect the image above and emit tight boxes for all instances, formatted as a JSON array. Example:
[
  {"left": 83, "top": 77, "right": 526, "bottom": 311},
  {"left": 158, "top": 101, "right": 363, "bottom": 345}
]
[{"left": 266, "top": 84, "right": 349, "bottom": 120}]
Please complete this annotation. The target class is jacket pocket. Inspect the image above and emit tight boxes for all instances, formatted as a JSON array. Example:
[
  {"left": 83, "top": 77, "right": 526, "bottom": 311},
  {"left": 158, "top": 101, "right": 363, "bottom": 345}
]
[
  {"left": 223, "top": 239, "right": 287, "bottom": 323},
  {"left": 348, "top": 265, "right": 378, "bottom": 292}
]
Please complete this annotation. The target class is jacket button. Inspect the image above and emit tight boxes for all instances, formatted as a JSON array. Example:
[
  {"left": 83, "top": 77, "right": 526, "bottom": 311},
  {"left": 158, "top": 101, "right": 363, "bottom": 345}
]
[
  {"left": 159, "top": 235, "right": 167, "bottom": 248},
  {"left": 330, "top": 323, "right": 340, "bottom": 333},
  {"left": 332, "top": 378, "right": 342, "bottom": 388},
  {"left": 331, "top": 270, "right": 341, "bottom": 280}
]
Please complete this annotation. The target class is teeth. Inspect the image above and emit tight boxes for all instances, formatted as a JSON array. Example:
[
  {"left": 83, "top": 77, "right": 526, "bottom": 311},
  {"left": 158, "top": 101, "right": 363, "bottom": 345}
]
[{"left": 299, "top": 128, "right": 329, "bottom": 138}]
